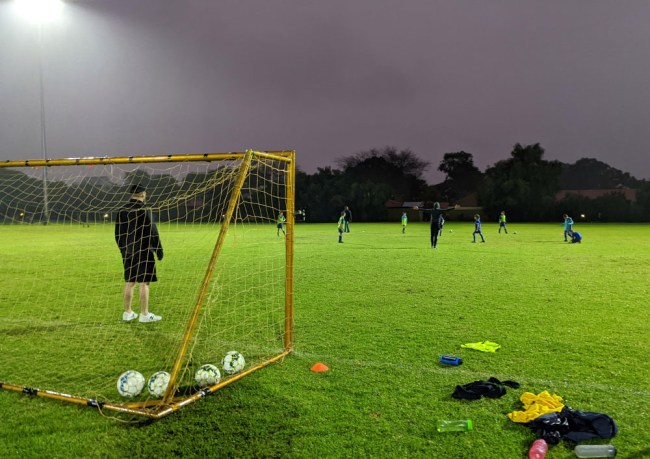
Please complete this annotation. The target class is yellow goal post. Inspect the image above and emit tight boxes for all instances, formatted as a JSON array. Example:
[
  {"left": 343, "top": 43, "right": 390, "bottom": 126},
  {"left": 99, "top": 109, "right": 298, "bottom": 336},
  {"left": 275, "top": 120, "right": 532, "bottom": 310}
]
[{"left": 0, "top": 149, "right": 295, "bottom": 419}]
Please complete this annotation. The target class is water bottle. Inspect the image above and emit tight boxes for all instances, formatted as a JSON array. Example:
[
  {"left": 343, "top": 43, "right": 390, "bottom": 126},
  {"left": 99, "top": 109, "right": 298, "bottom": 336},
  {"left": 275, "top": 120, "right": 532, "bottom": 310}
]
[
  {"left": 528, "top": 439, "right": 548, "bottom": 459},
  {"left": 574, "top": 444, "right": 617, "bottom": 458},
  {"left": 439, "top": 355, "right": 463, "bottom": 365},
  {"left": 436, "top": 419, "right": 473, "bottom": 432}
]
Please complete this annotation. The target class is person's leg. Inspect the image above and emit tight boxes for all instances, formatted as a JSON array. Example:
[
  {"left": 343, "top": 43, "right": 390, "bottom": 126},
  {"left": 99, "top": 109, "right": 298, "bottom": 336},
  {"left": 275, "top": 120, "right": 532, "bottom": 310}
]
[
  {"left": 338, "top": 229, "right": 343, "bottom": 243},
  {"left": 472, "top": 231, "right": 477, "bottom": 242},
  {"left": 504, "top": 224, "right": 508, "bottom": 234},
  {"left": 123, "top": 282, "right": 136, "bottom": 313},
  {"left": 481, "top": 231, "right": 485, "bottom": 242},
  {"left": 139, "top": 282, "right": 150, "bottom": 315},
  {"left": 432, "top": 225, "right": 439, "bottom": 248},
  {"left": 138, "top": 282, "right": 162, "bottom": 322}
]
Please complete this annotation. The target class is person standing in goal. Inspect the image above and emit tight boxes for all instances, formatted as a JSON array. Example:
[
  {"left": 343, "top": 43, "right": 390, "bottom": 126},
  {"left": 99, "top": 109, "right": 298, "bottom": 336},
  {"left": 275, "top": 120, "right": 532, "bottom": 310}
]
[{"left": 115, "top": 184, "right": 164, "bottom": 323}]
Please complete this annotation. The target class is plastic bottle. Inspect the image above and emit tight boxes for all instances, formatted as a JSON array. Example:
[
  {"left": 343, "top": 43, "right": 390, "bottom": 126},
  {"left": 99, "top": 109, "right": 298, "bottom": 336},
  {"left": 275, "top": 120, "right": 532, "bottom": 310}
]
[
  {"left": 436, "top": 419, "right": 473, "bottom": 432},
  {"left": 528, "top": 439, "right": 548, "bottom": 459},
  {"left": 574, "top": 444, "right": 617, "bottom": 458},
  {"left": 439, "top": 355, "right": 463, "bottom": 365}
]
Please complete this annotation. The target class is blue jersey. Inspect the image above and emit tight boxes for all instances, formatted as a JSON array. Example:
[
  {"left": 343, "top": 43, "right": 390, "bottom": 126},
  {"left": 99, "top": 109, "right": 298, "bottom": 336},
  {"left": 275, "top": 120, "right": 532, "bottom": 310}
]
[
  {"left": 474, "top": 218, "right": 482, "bottom": 232},
  {"left": 564, "top": 217, "right": 574, "bottom": 231},
  {"left": 571, "top": 231, "right": 582, "bottom": 243}
]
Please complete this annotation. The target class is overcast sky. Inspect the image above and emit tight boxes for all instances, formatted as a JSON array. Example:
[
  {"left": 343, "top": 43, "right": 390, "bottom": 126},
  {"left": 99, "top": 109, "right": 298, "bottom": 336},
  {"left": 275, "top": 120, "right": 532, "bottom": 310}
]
[{"left": 1, "top": 0, "right": 649, "bottom": 183}]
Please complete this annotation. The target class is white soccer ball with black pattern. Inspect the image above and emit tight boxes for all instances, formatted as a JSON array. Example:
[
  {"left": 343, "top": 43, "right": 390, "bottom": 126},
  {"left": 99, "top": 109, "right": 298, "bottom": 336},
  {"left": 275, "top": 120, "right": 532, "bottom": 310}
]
[
  {"left": 221, "top": 351, "right": 245, "bottom": 375},
  {"left": 195, "top": 364, "right": 221, "bottom": 387},
  {"left": 147, "top": 371, "right": 171, "bottom": 397},
  {"left": 117, "top": 370, "right": 145, "bottom": 397}
]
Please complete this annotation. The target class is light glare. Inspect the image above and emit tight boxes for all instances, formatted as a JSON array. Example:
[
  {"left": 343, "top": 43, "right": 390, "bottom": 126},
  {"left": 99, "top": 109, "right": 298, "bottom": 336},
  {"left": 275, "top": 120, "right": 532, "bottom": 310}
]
[{"left": 16, "top": 0, "right": 63, "bottom": 24}]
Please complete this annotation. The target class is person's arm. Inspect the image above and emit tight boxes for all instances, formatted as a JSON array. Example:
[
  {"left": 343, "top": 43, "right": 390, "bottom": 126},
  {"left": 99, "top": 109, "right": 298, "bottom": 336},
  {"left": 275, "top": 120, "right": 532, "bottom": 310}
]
[
  {"left": 114, "top": 211, "right": 127, "bottom": 255},
  {"left": 144, "top": 210, "right": 164, "bottom": 260}
]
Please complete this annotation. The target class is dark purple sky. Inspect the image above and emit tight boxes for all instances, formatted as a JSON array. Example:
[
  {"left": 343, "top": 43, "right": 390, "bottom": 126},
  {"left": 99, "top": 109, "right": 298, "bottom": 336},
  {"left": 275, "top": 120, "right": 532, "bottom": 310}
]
[{"left": 2, "top": 0, "right": 649, "bottom": 183}]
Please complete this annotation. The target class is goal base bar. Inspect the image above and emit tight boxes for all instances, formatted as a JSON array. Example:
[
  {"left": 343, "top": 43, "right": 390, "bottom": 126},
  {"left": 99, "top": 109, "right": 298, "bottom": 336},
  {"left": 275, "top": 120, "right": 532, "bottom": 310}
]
[{"left": 0, "top": 350, "right": 291, "bottom": 419}]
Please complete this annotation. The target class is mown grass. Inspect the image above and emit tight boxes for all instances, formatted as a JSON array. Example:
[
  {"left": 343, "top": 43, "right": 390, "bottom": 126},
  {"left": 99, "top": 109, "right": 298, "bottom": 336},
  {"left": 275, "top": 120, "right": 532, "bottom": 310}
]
[{"left": 1, "top": 222, "right": 649, "bottom": 458}]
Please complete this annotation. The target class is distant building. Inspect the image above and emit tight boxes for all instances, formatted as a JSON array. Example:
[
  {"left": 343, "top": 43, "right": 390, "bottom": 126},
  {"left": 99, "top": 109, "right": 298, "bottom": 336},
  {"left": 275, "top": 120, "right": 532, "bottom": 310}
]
[
  {"left": 385, "top": 198, "right": 482, "bottom": 221},
  {"left": 385, "top": 200, "right": 422, "bottom": 221},
  {"left": 556, "top": 187, "right": 637, "bottom": 202}
]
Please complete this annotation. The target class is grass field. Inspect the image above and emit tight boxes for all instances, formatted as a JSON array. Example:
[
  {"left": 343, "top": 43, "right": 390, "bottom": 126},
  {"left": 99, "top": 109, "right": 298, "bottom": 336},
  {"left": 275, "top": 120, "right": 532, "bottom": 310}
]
[{"left": 1, "top": 222, "right": 649, "bottom": 458}]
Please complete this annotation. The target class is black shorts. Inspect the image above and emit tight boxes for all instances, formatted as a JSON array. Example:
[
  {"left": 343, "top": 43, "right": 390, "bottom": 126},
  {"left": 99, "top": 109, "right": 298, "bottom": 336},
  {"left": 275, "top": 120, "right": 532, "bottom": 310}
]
[{"left": 122, "top": 250, "right": 157, "bottom": 283}]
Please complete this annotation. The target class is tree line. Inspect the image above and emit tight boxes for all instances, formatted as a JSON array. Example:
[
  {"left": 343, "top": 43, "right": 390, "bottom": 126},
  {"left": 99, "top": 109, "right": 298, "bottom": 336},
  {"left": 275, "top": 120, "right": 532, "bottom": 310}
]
[
  {"left": 297, "top": 144, "right": 650, "bottom": 222},
  {"left": 1, "top": 143, "right": 648, "bottom": 224}
]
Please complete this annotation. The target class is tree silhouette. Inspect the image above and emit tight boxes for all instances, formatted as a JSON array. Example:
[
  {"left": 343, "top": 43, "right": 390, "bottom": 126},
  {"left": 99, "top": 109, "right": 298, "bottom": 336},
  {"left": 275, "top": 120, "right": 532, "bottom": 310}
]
[
  {"left": 437, "top": 151, "right": 483, "bottom": 202},
  {"left": 479, "top": 143, "right": 562, "bottom": 221}
]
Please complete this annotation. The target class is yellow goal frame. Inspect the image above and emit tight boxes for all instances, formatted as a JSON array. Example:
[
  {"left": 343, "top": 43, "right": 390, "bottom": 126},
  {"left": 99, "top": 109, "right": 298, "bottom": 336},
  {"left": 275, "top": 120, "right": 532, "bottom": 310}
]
[{"left": 0, "top": 149, "right": 295, "bottom": 419}]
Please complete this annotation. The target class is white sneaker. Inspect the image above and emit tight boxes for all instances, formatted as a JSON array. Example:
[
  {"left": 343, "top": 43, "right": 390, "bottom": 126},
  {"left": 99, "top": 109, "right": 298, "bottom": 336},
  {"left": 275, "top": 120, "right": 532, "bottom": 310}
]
[
  {"left": 139, "top": 312, "right": 162, "bottom": 323},
  {"left": 122, "top": 311, "right": 138, "bottom": 321}
]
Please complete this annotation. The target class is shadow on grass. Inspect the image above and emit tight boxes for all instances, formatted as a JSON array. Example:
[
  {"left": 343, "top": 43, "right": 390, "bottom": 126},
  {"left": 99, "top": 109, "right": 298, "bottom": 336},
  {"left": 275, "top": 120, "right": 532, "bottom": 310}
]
[
  {"left": 0, "top": 323, "right": 77, "bottom": 336},
  {"left": 111, "top": 379, "right": 300, "bottom": 457}
]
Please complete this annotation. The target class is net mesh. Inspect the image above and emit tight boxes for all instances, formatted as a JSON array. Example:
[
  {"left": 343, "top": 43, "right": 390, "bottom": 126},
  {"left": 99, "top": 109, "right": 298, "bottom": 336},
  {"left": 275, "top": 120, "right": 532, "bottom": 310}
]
[{"left": 0, "top": 151, "right": 293, "bottom": 416}]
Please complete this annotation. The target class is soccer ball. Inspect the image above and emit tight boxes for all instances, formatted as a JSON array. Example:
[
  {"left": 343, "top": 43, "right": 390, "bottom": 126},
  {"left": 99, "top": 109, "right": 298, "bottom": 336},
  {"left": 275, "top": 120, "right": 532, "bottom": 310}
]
[
  {"left": 117, "top": 370, "right": 145, "bottom": 397},
  {"left": 147, "top": 371, "right": 171, "bottom": 397},
  {"left": 195, "top": 364, "right": 221, "bottom": 387},
  {"left": 449, "top": 229, "right": 453, "bottom": 233},
  {"left": 221, "top": 351, "right": 245, "bottom": 375},
  {"left": 513, "top": 231, "right": 518, "bottom": 234}
]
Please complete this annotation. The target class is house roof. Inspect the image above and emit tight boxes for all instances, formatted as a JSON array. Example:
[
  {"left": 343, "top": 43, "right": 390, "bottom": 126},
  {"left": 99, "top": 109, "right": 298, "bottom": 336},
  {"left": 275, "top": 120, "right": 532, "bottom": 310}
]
[
  {"left": 556, "top": 188, "right": 637, "bottom": 202},
  {"left": 385, "top": 200, "right": 424, "bottom": 208}
]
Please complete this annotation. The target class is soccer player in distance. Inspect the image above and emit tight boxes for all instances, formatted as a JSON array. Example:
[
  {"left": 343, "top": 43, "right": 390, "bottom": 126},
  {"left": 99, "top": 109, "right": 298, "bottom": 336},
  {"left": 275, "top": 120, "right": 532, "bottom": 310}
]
[
  {"left": 498, "top": 211, "right": 508, "bottom": 234},
  {"left": 401, "top": 211, "right": 408, "bottom": 234},
  {"left": 568, "top": 230, "right": 582, "bottom": 243},
  {"left": 563, "top": 214, "right": 574, "bottom": 242},
  {"left": 277, "top": 211, "right": 286, "bottom": 237},
  {"left": 415, "top": 202, "right": 458, "bottom": 249},
  {"left": 115, "top": 184, "right": 164, "bottom": 323},
  {"left": 338, "top": 211, "right": 346, "bottom": 243},
  {"left": 343, "top": 206, "right": 352, "bottom": 233},
  {"left": 472, "top": 214, "right": 486, "bottom": 243}
]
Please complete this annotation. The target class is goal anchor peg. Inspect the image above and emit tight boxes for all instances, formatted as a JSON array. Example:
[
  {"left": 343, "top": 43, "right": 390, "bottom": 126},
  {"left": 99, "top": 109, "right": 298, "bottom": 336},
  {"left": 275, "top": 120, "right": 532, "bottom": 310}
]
[{"left": 310, "top": 362, "right": 329, "bottom": 372}]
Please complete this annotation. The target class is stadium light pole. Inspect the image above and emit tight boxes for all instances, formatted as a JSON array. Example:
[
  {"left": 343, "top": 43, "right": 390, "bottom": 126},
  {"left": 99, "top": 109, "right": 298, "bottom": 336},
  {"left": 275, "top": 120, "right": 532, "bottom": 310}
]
[{"left": 15, "top": 0, "right": 64, "bottom": 224}]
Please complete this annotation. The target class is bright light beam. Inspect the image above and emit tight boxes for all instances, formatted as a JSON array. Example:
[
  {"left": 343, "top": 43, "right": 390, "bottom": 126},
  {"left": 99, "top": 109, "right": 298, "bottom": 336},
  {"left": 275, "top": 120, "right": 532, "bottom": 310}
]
[{"left": 15, "top": 0, "right": 63, "bottom": 24}]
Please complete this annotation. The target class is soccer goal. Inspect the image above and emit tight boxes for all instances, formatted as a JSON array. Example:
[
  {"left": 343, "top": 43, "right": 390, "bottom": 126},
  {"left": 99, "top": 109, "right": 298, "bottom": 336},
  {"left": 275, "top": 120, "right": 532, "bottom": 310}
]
[{"left": 0, "top": 150, "right": 295, "bottom": 419}]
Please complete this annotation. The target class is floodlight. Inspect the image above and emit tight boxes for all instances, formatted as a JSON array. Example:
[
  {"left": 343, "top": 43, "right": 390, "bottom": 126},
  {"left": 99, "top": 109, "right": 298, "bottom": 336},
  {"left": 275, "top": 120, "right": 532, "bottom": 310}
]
[{"left": 15, "top": 0, "right": 63, "bottom": 24}]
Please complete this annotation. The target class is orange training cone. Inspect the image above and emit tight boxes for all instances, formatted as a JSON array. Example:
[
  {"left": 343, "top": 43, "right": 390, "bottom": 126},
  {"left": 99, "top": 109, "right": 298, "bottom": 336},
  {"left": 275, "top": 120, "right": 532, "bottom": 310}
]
[{"left": 310, "top": 362, "right": 329, "bottom": 372}]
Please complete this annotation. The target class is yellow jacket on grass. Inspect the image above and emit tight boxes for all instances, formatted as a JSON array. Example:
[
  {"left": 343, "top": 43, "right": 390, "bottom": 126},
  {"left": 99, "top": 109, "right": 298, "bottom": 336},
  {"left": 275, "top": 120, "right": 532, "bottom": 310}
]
[{"left": 507, "top": 391, "right": 564, "bottom": 423}]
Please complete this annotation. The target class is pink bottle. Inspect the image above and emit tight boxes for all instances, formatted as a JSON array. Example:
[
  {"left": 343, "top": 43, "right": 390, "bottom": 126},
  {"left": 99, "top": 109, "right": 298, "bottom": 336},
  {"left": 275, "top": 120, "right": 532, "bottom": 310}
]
[{"left": 529, "top": 439, "right": 548, "bottom": 459}]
